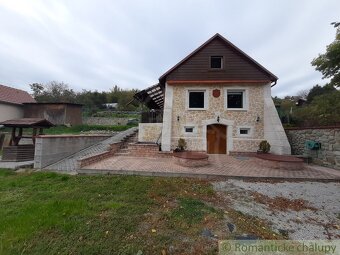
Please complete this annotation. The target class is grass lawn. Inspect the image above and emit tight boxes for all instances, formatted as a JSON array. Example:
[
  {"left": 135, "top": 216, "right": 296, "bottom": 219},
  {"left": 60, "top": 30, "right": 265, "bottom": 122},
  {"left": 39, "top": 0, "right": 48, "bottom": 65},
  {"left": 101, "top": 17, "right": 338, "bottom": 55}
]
[
  {"left": 0, "top": 169, "right": 280, "bottom": 254},
  {"left": 43, "top": 124, "right": 136, "bottom": 135}
]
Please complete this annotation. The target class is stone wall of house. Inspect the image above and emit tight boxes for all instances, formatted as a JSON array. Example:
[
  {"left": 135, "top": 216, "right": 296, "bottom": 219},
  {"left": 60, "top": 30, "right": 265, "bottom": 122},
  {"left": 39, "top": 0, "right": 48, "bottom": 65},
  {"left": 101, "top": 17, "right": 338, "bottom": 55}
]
[
  {"left": 83, "top": 117, "right": 129, "bottom": 126},
  {"left": 138, "top": 123, "right": 162, "bottom": 143},
  {"left": 285, "top": 127, "right": 340, "bottom": 169},
  {"left": 170, "top": 83, "right": 266, "bottom": 152}
]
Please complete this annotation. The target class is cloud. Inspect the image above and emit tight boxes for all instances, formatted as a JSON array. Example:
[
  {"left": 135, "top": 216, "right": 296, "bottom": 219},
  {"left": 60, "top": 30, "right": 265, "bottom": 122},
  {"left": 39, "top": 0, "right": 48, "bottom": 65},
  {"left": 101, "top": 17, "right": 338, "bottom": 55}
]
[{"left": 0, "top": 0, "right": 339, "bottom": 96}]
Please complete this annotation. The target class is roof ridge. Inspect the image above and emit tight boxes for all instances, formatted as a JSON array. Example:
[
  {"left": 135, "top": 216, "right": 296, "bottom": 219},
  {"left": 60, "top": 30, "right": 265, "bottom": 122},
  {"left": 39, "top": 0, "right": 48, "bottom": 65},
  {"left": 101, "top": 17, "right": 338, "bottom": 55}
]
[{"left": 0, "top": 83, "right": 30, "bottom": 93}]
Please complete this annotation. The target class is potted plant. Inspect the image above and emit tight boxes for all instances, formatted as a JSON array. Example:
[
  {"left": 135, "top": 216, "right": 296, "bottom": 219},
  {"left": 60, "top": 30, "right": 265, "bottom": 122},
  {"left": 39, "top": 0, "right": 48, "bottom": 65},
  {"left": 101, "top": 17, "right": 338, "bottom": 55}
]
[
  {"left": 174, "top": 138, "right": 187, "bottom": 152},
  {"left": 258, "top": 140, "right": 271, "bottom": 153}
]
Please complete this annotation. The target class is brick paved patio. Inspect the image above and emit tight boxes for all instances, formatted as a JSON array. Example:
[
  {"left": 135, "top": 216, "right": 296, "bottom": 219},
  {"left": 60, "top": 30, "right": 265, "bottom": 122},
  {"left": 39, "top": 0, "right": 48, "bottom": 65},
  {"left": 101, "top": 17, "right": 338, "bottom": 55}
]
[{"left": 80, "top": 155, "right": 340, "bottom": 180}]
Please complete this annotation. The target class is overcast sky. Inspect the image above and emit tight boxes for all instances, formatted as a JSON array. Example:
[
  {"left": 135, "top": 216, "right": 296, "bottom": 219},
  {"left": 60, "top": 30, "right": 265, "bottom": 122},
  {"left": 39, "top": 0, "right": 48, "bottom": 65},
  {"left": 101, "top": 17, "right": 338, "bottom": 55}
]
[{"left": 0, "top": 0, "right": 339, "bottom": 97}]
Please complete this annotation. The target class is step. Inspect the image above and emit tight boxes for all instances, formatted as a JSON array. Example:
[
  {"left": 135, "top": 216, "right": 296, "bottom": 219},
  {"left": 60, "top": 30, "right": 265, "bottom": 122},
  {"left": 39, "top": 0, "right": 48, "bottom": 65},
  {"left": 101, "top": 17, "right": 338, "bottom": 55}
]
[{"left": 115, "top": 152, "right": 131, "bottom": 156}]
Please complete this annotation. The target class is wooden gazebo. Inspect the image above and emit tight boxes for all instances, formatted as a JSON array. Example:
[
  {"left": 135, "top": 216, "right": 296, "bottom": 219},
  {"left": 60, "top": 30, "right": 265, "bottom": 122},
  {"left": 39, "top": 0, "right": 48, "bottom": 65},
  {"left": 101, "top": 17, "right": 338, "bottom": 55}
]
[{"left": 0, "top": 118, "right": 53, "bottom": 161}]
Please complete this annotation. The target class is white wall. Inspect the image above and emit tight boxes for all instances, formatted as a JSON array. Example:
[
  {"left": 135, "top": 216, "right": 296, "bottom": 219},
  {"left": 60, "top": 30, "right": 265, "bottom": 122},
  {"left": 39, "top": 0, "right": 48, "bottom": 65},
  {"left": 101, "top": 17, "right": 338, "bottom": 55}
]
[
  {"left": 0, "top": 103, "right": 23, "bottom": 122},
  {"left": 263, "top": 84, "right": 291, "bottom": 155},
  {"left": 161, "top": 83, "right": 173, "bottom": 151}
]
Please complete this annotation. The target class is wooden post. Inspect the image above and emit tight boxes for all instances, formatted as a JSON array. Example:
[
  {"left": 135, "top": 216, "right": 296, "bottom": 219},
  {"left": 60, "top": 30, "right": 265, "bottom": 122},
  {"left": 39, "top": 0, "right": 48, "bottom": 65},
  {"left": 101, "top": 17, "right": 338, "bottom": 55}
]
[
  {"left": 10, "top": 127, "right": 16, "bottom": 146},
  {"left": 32, "top": 128, "right": 37, "bottom": 144},
  {"left": 18, "top": 128, "right": 23, "bottom": 138}
]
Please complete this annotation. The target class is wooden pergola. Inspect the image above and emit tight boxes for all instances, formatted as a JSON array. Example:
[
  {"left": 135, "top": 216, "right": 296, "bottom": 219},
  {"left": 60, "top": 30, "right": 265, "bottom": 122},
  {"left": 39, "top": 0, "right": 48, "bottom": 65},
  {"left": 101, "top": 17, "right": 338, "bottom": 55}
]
[{"left": 0, "top": 118, "right": 53, "bottom": 146}]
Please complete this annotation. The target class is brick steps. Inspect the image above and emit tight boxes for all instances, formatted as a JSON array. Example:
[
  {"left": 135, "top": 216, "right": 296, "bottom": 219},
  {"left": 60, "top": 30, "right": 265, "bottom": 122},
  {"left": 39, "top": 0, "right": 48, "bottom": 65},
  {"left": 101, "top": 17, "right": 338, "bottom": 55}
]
[
  {"left": 2, "top": 145, "right": 35, "bottom": 162},
  {"left": 77, "top": 129, "right": 138, "bottom": 168},
  {"left": 115, "top": 152, "right": 131, "bottom": 156}
]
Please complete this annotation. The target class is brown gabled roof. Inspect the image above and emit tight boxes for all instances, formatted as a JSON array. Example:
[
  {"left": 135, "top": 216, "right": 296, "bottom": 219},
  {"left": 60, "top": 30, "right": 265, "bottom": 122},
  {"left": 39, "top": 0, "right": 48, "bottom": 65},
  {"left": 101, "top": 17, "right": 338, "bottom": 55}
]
[
  {"left": 0, "top": 84, "right": 36, "bottom": 105},
  {"left": 159, "top": 33, "right": 278, "bottom": 85},
  {"left": 0, "top": 118, "right": 53, "bottom": 127}
]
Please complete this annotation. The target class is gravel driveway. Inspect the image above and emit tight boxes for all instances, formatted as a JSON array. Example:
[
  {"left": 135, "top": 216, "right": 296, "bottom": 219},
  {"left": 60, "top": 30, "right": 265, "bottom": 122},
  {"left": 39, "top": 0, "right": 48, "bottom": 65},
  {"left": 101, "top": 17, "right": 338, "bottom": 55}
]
[{"left": 213, "top": 180, "right": 340, "bottom": 240}]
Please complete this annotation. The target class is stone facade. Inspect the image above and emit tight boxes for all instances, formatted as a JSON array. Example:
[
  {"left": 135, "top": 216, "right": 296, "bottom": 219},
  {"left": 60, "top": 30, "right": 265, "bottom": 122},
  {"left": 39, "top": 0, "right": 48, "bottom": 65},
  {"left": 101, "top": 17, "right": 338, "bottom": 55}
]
[
  {"left": 168, "top": 83, "right": 266, "bottom": 153},
  {"left": 285, "top": 127, "right": 340, "bottom": 170},
  {"left": 138, "top": 123, "right": 163, "bottom": 143}
]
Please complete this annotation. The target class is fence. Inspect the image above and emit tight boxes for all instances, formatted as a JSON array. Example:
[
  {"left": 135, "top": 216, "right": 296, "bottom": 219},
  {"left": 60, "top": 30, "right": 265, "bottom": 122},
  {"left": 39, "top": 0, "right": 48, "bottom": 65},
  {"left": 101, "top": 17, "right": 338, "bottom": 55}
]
[{"left": 141, "top": 110, "right": 163, "bottom": 123}]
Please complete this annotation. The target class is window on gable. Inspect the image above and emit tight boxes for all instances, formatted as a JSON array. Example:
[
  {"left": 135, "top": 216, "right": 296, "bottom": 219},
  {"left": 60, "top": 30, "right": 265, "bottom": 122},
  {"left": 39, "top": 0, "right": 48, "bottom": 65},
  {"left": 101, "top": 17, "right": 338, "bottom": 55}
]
[
  {"left": 210, "top": 56, "right": 223, "bottom": 69},
  {"left": 188, "top": 91, "right": 205, "bottom": 109},
  {"left": 227, "top": 91, "right": 244, "bottom": 108}
]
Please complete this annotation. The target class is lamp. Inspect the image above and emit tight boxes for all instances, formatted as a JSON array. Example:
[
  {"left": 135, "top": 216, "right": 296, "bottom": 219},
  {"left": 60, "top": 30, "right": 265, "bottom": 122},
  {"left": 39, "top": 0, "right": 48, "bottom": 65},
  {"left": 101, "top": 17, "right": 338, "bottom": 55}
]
[
  {"left": 256, "top": 116, "right": 260, "bottom": 122},
  {"left": 177, "top": 116, "right": 180, "bottom": 122},
  {"left": 217, "top": 116, "right": 220, "bottom": 122}
]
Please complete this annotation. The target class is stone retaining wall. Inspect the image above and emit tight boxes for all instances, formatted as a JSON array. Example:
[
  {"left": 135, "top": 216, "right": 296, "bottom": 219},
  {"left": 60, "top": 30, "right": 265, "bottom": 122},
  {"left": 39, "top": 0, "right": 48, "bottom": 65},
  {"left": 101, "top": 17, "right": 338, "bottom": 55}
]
[
  {"left": 285, "top": 127, "right": 340, "bottom": 169},
  {"left": 83, "top": 117, "right": 129, "bottom": 126},
  {"left": 138, "top": 123, "right": 162, "bottom": 143}
]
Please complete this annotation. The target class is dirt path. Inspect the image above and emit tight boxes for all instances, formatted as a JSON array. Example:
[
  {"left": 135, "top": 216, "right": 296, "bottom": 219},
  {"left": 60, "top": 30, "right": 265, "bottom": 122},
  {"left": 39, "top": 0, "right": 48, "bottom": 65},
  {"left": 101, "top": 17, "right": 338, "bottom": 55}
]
[{"left": 213, "top": 180, "right": 340, "bottom": 240}]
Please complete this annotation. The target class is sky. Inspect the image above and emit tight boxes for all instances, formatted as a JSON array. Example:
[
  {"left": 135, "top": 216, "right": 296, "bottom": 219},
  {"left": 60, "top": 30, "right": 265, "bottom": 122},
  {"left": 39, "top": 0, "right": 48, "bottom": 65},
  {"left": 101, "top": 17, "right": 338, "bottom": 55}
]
[{"left": 0, "top": 0, "right": 339, "bottom": 98}]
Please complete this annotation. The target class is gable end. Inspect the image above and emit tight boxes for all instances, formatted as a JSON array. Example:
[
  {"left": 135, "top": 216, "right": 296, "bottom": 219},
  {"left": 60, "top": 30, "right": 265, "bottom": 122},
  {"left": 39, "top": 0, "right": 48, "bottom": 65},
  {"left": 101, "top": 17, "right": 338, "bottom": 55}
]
[{"left": 159, "top": 33, "right": 278, "bottom": 85}]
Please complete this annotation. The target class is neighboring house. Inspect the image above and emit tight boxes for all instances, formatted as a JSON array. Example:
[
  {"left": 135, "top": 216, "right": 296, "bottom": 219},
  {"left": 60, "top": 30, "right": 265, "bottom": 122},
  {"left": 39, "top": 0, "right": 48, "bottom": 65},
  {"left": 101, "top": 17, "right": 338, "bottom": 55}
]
[
  {"left": 0, "top": 84, "right": 36, "bottom": 122},
  {"left": 135, "top": 33, "right": 291, "bottom": 155},
  {"left": 23, "top": 103, "right": 83, "bottom": 126},
  {"left": 102, "top": 103, "right": 118, "bottom": 109}
]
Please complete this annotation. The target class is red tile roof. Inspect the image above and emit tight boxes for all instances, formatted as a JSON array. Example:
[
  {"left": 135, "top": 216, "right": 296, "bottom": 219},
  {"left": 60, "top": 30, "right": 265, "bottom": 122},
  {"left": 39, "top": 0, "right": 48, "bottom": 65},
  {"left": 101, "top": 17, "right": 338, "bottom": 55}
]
[{"left": 0, "top": 84, "right": 36, "bottom": 105}]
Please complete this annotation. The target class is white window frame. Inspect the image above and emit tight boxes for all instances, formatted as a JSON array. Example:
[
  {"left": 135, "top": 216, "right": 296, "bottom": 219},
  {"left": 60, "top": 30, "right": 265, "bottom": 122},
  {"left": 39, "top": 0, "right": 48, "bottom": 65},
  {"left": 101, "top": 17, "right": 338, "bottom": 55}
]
[
  {"left": 184, "top": 126, "right": 195, "bottom": 133},
  {"left": 236, "top": 126, "right": 253, "bottom": 138},
  {"left": 225, "top": 88, "right": 249, "bottom": 111},
  {"left": 186, "top": 89, "right": 208, "bottom": 110},
  {"left": 181, "top": 124, "right": 197, "bottom": 136}
]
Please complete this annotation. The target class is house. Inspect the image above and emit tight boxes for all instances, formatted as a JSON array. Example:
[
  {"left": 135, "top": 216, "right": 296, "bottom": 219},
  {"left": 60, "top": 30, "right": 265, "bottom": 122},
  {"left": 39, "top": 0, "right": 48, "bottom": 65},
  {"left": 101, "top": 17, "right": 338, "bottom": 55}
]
[
  {"left": 0, "top": 84, "right": 36, "bottom": 123},
  {"left": 23, "top": 102, "right": 83, "bottom": 126},
  {"left": 135, "top": 33, "right": 291, "bottom": 155},
  {"left": 102, "top": 103, "right": 118, "bottom": 109}
]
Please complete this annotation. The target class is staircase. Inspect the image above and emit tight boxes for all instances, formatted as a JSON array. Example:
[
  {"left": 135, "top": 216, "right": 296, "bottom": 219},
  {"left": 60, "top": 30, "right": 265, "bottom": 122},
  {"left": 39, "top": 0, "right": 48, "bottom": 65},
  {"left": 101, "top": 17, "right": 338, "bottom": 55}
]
[
  {"left": 44, "top": 127, "right": 138, "bottom": 172},
  {"left": 114, "top": 131, "right": 138, "bottom": 156}
]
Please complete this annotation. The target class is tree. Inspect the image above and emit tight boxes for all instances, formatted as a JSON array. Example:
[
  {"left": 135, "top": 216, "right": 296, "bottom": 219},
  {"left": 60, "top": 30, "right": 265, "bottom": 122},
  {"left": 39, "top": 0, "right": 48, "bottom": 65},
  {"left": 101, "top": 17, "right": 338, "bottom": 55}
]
[
  {"left": 311, "top": 22, "right": 340, "bottom": 87},
  {"left": 306, "top": 84, "right": 336, "bottom": 103},
  {"left": 29, "top": 81, "right": 77, "bottom": 103},
  {"left": 297, "top": 89, "right": 309, "bottom": 99},
  {"left": 30, "top": 83, "right": 44, "bottom": 97},
  {"left": 294, "top": 90, "right": 340, "bottom": 126}
]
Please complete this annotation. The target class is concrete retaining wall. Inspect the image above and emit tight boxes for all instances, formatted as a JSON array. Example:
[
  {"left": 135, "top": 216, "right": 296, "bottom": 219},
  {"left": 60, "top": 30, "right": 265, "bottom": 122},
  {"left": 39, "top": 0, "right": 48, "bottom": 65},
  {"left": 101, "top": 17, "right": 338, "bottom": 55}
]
[
  {"left": 285, "top": 127, "right": 340, "bottom": 170},
  {"left": 83, "top": 117, "right": 129, "bottom": 126},
  {"left": 34, "top": 135, "right": 110, "bottom": 168}
]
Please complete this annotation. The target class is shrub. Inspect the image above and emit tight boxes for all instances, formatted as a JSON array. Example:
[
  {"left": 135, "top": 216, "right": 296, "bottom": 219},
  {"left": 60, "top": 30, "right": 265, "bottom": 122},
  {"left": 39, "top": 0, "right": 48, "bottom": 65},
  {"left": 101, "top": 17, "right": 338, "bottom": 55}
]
[
  {"left": 259, "top": 140, "right": 271, "bottom": 153},
  {"left": 175, "top": 138, "right": 187, "bottom": 152}
]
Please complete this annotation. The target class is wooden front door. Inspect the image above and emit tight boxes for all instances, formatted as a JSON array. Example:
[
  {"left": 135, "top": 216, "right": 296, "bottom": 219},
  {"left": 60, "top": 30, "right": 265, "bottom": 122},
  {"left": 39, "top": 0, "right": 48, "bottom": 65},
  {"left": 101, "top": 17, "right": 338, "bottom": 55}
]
[{"left": 207, "top": 124, "right": 227, "bottom": 154}]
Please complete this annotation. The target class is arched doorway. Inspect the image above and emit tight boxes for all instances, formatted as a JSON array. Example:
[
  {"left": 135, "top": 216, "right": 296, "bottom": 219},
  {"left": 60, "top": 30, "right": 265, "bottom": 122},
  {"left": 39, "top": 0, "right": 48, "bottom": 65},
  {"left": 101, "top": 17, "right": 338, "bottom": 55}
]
[{"left": 206, "top": 124, "right": 227, "bottom": 154}]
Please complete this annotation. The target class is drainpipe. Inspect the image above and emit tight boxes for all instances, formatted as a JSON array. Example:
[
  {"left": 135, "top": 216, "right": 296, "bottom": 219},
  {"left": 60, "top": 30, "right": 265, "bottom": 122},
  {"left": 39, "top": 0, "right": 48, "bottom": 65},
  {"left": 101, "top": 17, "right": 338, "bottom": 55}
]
[{"left": 270, "top": 81, "right": 277, "bottom": 87}]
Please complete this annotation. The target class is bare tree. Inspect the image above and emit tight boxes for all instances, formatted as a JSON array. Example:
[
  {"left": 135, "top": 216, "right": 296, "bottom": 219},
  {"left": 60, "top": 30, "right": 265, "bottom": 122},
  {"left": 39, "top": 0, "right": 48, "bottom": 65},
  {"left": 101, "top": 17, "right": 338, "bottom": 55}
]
[{"left": 297, "top": 89, "right": 309, "bottom": 99}]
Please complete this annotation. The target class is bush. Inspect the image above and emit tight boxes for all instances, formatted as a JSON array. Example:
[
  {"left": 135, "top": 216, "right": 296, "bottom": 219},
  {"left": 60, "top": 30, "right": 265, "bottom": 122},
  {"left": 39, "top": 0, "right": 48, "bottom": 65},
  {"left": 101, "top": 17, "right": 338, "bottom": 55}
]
[
  {"left": 259, "top": 140, "right": 271, "bottom": 153},
  {"left": 175, "top": 138, "right": 187, "bottom": 152}
]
